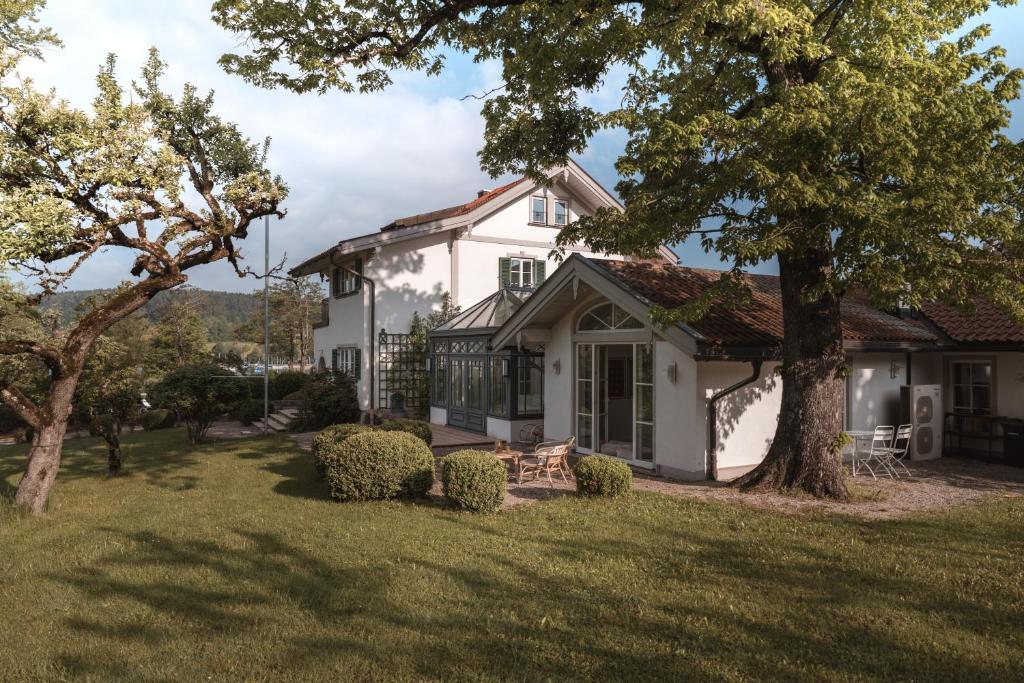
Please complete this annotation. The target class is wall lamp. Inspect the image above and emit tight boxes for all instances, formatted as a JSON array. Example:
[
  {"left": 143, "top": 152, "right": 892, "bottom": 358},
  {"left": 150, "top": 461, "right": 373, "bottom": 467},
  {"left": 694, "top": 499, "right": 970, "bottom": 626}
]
[
  {"left": 667, "top": 362, "right": 679, "bottom": 384},
  {"left": 552, "top": 358, "right": 561, "bottom": 375}
]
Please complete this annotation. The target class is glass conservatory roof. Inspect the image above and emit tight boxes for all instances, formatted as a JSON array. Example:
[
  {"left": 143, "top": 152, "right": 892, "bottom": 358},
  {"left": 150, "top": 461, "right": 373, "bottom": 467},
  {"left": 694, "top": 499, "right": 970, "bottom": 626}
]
[{"left": 430, "top": 289, "right": 526, "bottom": 336}]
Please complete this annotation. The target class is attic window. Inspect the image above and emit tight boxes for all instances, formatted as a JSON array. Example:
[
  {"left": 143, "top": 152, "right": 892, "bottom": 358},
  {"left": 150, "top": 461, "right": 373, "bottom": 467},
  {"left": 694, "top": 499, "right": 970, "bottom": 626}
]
[
  {"left": 578, "top": 303, "right": 643, "bottom": 331},
  {"left": 530, "top": 197, "right": 547, "bottom": 224},
  {"left": 554, "top": 200, "right": 568, "bottom": 226}
]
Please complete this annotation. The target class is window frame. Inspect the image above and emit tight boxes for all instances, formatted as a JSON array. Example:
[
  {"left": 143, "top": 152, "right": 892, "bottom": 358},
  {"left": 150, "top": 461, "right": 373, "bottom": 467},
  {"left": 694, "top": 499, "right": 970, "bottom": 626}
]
[
  {"left": 333, "top": 346, "right": 361, "bottom": 380},
  {"left": 950, "top": 359, "right": 994, "bottom": 415},
  {"left": 508, "top": 256, "right": 535, "bottom": 289},
  {"left": 553, "top": 199, "right": 568, "bottom": 226},
  {"left": 331, "top": 257, "right": 363, "bottom": 299},
  {"left": 529, "top": 196, "right": 547, "bottom": 225}
]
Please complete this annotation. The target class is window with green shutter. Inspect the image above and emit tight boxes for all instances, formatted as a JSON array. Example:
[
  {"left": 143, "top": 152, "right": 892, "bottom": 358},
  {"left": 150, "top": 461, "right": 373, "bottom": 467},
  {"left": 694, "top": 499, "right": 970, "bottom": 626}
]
[
  {"left": 499, "top": 257, "right": 511, "bottom": 288},
  {"left": 533, "top": 260, "right": 546, "bottom": 286}
]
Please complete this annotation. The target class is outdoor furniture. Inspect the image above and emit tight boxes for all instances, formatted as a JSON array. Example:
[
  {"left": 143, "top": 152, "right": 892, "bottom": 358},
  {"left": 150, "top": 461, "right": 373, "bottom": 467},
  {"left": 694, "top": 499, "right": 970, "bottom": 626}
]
[
  {"left": 851, "top": 426, "right": 895, "bottom": 479},
  {"left": 879, "top": 424, "right": 913, "bottom": 478},
  {"left": 518, "top": 423, "right": 544, "bottom": 446},
  {"left": 846, "top": 430, "right": 874, "bottom": 477},
  {"left": 944, "top": 412, "right": 1004, "bottom": 459},
  {"left": 493, "top": 449, "right": 524, "bottom": 481},
  {"left": 518, "top": 437, "right": 576, "bottom": 486}
]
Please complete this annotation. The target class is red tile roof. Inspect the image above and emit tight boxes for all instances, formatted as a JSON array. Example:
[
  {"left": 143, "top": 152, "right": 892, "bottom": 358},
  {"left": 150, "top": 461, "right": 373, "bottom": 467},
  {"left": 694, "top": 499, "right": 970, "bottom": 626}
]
[
  {"left": 920, "top": 299, "right": 1024, "bottom": 344},
  {"left": 381, "top": 178, "right": 528, "bottom": 230},
  {"left": 592, "top": 260, "right": 937, "bottom": 347}
]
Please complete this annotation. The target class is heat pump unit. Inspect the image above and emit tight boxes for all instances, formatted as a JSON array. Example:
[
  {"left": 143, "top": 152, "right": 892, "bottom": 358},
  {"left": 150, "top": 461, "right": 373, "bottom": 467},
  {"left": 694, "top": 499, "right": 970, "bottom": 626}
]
[{"left": 900, "top": 385, "right": 942, "bottom": 460}]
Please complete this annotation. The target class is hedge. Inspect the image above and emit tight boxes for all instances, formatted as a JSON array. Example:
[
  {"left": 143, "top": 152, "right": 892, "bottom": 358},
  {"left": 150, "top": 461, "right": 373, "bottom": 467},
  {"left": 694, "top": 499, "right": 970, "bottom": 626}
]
[
  {"left": 141, "top": 409, "right": 176, "bottom": 432},
  {"left": 323, "top": 431, "right": 434, "bottom": 502},
  {"left": 574, "top": 455, "right": 632, "bottom": 497},
  {"left": 441, "top": 450, "right": 507, "bottom": 513},
  {"left": 312, "top": 423, "right": 377, "bottom": 477},
  {"left": 380, "top": 419, "right": 432, "bottom": 446}
]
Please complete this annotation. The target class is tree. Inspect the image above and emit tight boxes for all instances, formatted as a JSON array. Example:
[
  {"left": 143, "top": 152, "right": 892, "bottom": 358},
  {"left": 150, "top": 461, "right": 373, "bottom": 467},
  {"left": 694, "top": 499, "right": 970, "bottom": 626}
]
[
  {"left": 0, "top": 8, "right": 286, "bottom": 512},
  {"left": 151, "top": 363, "right": 247, "bottom": 445},
  {"left": 235, "top": 276, "right": 323, "bottom": 369},
  {"left": 76, "top": 337, "right": 144, "bottom": 474},
  {"left": 216, "top": 0, "right": 1024, "bottom": 499},
  {"left": 146, "top": 291, "right": 211, "bottom": 376}
]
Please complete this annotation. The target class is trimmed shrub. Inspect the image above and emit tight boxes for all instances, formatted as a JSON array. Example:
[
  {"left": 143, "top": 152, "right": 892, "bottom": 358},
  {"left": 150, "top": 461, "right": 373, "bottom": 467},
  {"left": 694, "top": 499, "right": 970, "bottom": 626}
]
[
  {"left": 151, "top": 363, "right": 249, "bottom": 444},
  {"left": 141, "top": 409, "right": 176, "bottom": 431},
  {"left": 441, "top": 450, "right": 506, "bottom": 513},
  {"left": 293, "top": 371, "right": 360, "bottom": 432},
  {"left": 232, "top": 397, "right": 264, "bottom": 425},
  {"left": 311, "top": 423, "right": 377, "bottom": 477},
  {"left": 574, "top": 455, "right": 632, "bottom": 497},
  {"left": 281, "top": 390, "right": 305, "bottom": 401},
  {"left": 270, "top": 370, "right": 311, "bottom": 401},
  {"left": 380, "top": 418, "right": 432, "bottom": 446},
  {"left": 323, "top": 431, "right": 434, "bottom": 502}
]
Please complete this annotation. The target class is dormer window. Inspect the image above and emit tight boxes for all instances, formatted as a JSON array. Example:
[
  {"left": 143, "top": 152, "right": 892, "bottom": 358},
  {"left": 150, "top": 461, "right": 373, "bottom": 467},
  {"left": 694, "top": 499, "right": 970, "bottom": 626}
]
[
  {"left": 530, "top": 196, "right": 547, "bottom": 224},
  {"left": 554, "top": 200, "right": 568, "bottom": 226}
]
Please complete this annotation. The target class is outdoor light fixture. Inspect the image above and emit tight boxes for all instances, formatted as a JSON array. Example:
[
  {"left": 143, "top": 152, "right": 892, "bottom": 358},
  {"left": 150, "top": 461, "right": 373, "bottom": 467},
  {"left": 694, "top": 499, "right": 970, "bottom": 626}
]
[
  {"left": 889, "top": 360, "right": 903, "bottom": 380},
  {"left": 553, "top": 358, "right": 561, "bottom": 375},
  {"left": 501, "top": 358, "right": 510, "bottom": 377},
  {"left": 667, "top": 362, "right": 678, "bottom": 384},
  {"left": 425, "top": 357, "right": 432, "bottom": 372}
]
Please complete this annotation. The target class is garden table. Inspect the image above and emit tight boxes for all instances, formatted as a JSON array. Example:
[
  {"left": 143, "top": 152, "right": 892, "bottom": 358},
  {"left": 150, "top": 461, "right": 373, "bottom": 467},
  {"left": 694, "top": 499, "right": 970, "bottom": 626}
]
[
  {"left": 493, "top": 450, "right": 524, "bottom": 483},
  {"left": 846, "top": 431, "right": 875, "bottom": 477}
]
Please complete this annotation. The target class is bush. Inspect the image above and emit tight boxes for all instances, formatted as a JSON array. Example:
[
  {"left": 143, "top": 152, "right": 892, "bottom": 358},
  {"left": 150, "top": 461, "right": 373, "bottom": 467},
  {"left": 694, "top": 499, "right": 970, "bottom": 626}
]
[
  {"left": 293, "top": 371, "right": 360, "bottom": 432},
  {"left": 323, "top": 431, "right": 434, "bottom": 502},
  {"left": 141, "top": 409, "right": 176, "bottom": 431},
  {"left": 281, "top": 390, "right": 305, "bottom": 401},
  {"left": 232, "top": 397, "right": 264, "bottom": 425},
  {"left": 270, "top": 370, "right": 311, "bottom": 401},
  {"left": 380, "top": 419, "right": 432, "bottom": 446},
  {"left": 151, "top": 363, "right": 248, "bottom": 444},
  {"left": 441, "top": 450, "right": 506, "bottom": 513},
  {"left": 574, "top": 455, "right": 632, "bottom": 497},
  {"left": 311, "top": 423, "right": 377, "bottom": 477}
]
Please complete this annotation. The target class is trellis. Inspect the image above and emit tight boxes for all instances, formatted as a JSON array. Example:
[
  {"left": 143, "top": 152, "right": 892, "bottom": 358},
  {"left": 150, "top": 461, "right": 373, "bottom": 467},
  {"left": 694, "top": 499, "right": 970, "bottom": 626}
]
[{"left": 377, "top": 331, "right": 429, "bottom": 417}]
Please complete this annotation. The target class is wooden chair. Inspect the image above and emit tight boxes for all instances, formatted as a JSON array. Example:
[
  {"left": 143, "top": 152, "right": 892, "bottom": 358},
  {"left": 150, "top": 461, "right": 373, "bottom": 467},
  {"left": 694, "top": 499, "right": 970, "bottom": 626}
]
[{"left": 518, "top": 436, "right": 576, "bottom": 485}]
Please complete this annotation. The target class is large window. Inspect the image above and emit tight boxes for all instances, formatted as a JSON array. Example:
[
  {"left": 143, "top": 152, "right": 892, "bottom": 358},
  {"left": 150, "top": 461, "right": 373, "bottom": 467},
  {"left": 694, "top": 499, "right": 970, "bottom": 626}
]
[
  {"left": 332, "top": 346, "right": 361, "bottom": 379},
  {"left": 489, "top": 356, "right": 509, "bottom": 417},
  {"left": 517, "top": 356, "right": 544, "bottom": 415},
  {"left": 509, "top": 257, "right": 534, "bottom": 289},
  {"left": 530, "top": 196, "right": 547, "bottom": 224},
  {"left": 577, "top": 303, "right": 643, "bottom": 331},
  {"left": 951, "top": 360, "right": 992, "bottom": 415},
  {"left": 332, "top": 258, "right": 362, "bottom": 298}
]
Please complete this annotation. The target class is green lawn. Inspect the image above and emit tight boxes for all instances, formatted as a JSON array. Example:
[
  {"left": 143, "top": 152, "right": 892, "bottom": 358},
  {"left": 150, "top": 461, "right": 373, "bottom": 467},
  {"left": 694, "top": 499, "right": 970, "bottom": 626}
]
[{"left": 1, "top": 431, "right": 1022, "bottom": 681}]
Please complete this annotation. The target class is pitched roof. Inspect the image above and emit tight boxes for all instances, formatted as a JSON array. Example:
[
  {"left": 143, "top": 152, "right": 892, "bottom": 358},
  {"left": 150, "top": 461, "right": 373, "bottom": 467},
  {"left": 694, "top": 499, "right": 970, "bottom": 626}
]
[
  {"left": 920, "top": 299, "right": 1024, "bottom": 344},
  {"left": 591, "top": 260, "right": 938, "bottom": 348},
  {"left": 432, "top": 289, "right": 525, "bottom": 335},
  {"left": 381, "top": 178, "right": 528, "bottom": 231}
]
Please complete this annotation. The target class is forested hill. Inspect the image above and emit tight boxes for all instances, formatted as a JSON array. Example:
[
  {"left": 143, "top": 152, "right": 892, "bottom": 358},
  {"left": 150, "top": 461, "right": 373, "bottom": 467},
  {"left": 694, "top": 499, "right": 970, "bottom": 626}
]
[{"left": 39, "top": 288, "right": 259, "bottom": 341}]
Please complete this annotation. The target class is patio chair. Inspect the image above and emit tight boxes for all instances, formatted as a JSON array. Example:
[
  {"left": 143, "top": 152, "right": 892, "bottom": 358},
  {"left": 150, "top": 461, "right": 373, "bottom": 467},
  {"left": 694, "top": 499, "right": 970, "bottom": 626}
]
[
  {"left": 518, "top": 436, "right": 576, "bottom": 486},
  {"left": 879, "top": 424, "right": 913, "bottom": 478},
  {"left": 852, "top": 426, "right": 895, "bottom": 479}
]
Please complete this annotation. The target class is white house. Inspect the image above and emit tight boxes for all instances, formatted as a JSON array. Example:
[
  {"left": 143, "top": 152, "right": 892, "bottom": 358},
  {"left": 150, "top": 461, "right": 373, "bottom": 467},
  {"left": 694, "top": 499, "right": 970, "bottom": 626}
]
[
  {"left": 289, "top": 159, "right": 675, "bottom": 418},
  {"left": 294, "top": 160, "right": 1024, "bottom": 478}
]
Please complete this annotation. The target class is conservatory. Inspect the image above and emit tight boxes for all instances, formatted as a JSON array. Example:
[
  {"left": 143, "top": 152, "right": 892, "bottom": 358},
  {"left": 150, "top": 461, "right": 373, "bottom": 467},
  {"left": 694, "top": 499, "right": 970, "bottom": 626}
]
[{"left": 427, "top": 290, "right": 545, "bottom": 441}]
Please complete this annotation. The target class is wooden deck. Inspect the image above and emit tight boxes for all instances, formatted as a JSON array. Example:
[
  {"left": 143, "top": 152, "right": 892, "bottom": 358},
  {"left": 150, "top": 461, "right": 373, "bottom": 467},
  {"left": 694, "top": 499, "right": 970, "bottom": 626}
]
[{"left": 429, "top": 423, "right": 495, "bottom": 449}]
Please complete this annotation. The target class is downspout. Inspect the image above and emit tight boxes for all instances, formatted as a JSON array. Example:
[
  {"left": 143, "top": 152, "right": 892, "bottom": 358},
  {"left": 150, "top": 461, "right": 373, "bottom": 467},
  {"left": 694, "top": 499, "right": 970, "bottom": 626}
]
[
  {"left": 707, "top": 360, "right": 763, "bottom": 481},
  {"left": 330, "top": 252, "right": 376, "bottom": 424}
]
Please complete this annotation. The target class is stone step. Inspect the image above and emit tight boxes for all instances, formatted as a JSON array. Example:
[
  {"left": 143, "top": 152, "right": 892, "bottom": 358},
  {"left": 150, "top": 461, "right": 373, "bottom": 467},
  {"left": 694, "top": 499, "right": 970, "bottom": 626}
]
[{"left": 277, "top": 407, "right": 299, "bottom": 418}]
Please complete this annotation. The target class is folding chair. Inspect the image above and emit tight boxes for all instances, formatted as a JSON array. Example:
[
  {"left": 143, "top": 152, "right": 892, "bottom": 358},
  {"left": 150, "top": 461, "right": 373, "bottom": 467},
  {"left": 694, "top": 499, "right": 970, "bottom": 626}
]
[
  {"left": 880, "top": 424, "right": 913, "bottom": 478},
  {"left": 853, "top": 426, "right": 895, "bottom": 479}
]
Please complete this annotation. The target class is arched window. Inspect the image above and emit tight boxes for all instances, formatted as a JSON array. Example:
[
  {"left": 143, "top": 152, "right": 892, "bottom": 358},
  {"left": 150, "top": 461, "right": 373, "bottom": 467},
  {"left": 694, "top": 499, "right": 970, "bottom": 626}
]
[{"left": 577, "top": 303, "right": 643, "bottom": 331}]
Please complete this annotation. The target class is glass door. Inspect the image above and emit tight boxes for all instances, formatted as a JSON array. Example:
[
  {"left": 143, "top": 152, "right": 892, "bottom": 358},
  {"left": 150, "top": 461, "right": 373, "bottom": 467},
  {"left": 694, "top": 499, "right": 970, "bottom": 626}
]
[
  {"left": 576, "top": 344, "right": 594, "bottom": 451},
  {"left": 634, "top": 344, "right": 654, "bottom": 462}
]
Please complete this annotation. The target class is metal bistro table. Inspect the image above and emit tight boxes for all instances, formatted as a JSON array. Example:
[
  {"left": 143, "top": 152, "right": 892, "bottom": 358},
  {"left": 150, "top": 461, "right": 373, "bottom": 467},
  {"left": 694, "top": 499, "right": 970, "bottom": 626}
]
[{"left": 845, "top": 430, "right": 875, "bottom": 477}]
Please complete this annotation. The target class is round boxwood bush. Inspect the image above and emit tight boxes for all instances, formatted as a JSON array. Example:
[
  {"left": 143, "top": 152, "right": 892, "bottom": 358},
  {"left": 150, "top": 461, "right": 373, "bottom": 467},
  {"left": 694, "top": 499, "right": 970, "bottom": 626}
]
[
  {"left": 311, "top": 423, "right": 377, "bottom": 477},
  {"left": 141, "top": 409, "right": 176, "bottom": 432},
  {"left": 380, "top": 418, "right": 432, "bottom": 446},
  {"left": 574, "top": 455, "right": 632, "bottom": 497},
  {"left": 270, "top": 370, "right": 311, "bottom": 401},
  {"left": 323, "top": 431, "right": 434, "bottom": 502},
  {"left": 441, "top": 450, "right": 507, "bottom": 513},
  {"left": 232, "top": 397, "right": 264, "bottom": 426}
]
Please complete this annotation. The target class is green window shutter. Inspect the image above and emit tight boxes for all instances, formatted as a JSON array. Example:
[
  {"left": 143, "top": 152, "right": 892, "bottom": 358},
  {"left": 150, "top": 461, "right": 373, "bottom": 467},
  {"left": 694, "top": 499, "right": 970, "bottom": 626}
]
[
  {"left": 533, "top": 260, "right": 546, "bottom": 287},
  {"left": 331, "top": 348, "right": 339, "bottom": 371},
  {"left": 354, "top": 258, "right": 363, "bottom": 292},
  {"left": 499, "top": 257, "right": 511, "bottom": 288},
  {"left": 354, "top": 348, "right": 362, "bottom": 380}
]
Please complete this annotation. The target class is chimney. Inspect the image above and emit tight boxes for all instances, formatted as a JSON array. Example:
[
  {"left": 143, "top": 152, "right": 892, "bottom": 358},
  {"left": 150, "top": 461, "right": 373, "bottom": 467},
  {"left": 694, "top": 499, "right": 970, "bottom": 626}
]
[{"left": 477, "top": 189, "right": 490, "bottom": 198}]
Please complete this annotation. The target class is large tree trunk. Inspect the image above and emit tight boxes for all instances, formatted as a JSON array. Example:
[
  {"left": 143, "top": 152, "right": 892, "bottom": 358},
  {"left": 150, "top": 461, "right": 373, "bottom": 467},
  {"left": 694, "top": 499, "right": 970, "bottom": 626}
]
[
  {"left": 732, "top": 245, "right": 848, "bottom": 499},
  {"left": 14, "top": 375, "right": 80, "bottom": 514}
]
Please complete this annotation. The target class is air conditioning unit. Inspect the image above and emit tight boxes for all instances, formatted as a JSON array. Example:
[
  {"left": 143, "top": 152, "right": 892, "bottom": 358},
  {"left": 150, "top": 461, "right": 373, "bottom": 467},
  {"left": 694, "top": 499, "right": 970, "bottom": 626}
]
[{"left": 900, "top": 384, "right": 942, "bottom": 460}]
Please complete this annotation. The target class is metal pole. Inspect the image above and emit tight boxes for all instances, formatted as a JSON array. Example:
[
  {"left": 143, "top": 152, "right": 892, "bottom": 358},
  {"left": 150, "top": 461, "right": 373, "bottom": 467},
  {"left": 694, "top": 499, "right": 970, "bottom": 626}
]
[{"left": 263, "top": 214, "right": 270, "bottom": 435}]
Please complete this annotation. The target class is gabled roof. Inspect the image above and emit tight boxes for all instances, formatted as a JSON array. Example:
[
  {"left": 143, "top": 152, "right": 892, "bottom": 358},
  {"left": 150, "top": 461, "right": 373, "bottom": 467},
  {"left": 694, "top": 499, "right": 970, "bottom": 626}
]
[
  {"left": 594, "top": 260, "right": 938, "bottom": 348},
  {"left": 919, "top": 299, "right": 1024, "bottom": 345},
  {"left": 381, "top": 179, "right": 527, "bottom": 231},
  {"left": 491, "top": 255, "right": 940, "bottom": 356}
]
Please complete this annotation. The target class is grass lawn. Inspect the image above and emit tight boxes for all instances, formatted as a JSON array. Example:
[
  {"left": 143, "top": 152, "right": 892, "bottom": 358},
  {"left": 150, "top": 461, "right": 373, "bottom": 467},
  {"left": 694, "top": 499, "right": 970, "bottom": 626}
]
[{"left": 1, "top": 431, "right": 1022, "bottom": 681}]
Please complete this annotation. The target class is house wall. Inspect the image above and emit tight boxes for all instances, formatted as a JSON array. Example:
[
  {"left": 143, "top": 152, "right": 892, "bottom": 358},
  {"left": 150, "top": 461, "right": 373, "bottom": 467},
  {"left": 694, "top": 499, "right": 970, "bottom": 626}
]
[
  {"left": 541, "top": 302, "right": 575, "bottom": 442},
  {"left": 846, "top": 352, "right": 907, "bottom": 431},
  {"left": 653, "top": 342, "right": 700, "bottom": 479},
  {"left": 696, "top": 361, "right": 784, "bottom": 477}
]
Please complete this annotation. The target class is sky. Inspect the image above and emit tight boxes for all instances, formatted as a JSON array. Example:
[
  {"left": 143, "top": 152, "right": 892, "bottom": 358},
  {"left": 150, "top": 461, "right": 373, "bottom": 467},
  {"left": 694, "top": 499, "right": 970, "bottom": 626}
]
[{"left": 11, "top": 0, "right": 1024, "bottom": 293}]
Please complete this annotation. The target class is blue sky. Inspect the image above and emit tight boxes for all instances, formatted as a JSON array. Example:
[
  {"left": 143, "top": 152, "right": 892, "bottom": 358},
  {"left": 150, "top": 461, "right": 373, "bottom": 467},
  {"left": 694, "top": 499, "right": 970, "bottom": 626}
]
[{"left": 13, "top": 0, "right": 1024, "bottom": 292}]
